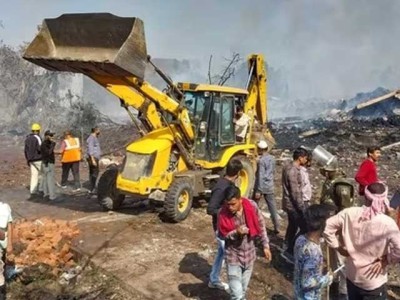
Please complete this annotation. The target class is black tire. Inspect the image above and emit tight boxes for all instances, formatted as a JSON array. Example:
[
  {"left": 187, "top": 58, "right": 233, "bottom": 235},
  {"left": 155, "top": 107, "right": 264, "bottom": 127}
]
[
  {"left": 164, "top": 178, "right": 193, "bottom": 222},
  {"left": 97, "top": 168, "right": 126, "bottom": 211},
  {"left": 235, "top": 156, "right": 256, "bottom": 198}
]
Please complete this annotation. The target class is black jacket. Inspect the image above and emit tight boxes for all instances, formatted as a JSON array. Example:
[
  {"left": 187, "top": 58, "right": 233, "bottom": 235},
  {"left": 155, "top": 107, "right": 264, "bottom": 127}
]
[
  {"left": 206, "top": 177, "right": 234, "bottom": 232},
  {"left": 24, "top": 134, "right": 42, "bottom": 163},
  {"left": 41, "top": 139, "right": 55, "bottom": 165}
]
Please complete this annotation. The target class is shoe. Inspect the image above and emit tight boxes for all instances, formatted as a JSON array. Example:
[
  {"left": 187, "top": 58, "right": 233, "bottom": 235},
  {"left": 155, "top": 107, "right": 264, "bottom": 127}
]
[
  {"left": 208, "top": 281, "right": 229, "bottom": 291},
  {"left": 28, "top": 194, "right": 38, "bottom": 201},
  {"left": 43, "top": 195, "right": 50, "bottom": 201},
  {"left": 280, "top": 251, "right": 294, "bottom": 264},
  {"left": 50, "top": 197, "right": 64, "bottom": 203},
  {"left": 338, "top": 294, "right": 348, "bottom": 300},
  {"left": 61, "top": 185, "right": 67, "bottom": 189}
]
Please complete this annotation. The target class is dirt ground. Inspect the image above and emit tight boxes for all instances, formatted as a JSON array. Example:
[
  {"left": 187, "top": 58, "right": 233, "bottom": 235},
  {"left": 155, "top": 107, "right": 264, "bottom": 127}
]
[{"left": 2, "top": 134, "right": 400, "bottom": 300}]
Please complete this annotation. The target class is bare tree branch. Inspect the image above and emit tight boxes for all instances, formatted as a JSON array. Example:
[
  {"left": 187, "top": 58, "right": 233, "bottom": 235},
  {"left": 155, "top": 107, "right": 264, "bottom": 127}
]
[{"left": 217, "top": 53, "right": 241, "bottom": 86}]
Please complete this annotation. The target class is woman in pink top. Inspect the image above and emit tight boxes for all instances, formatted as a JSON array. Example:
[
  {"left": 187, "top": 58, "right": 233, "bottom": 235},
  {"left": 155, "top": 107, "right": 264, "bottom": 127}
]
[{"left": 324, "top": 182, "right": 400, "bottom": 299}]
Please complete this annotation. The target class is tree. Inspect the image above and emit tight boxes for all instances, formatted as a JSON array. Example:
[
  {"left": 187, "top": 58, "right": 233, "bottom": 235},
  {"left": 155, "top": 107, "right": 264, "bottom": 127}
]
[{"left": 207, "top": 52, "right": 242, "bottom": 86}]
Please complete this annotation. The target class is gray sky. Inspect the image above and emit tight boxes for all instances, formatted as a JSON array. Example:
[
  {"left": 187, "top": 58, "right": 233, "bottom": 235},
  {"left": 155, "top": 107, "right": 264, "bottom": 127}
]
[{"left": 1, "top": 0, "right": 400, "bottom": 100}]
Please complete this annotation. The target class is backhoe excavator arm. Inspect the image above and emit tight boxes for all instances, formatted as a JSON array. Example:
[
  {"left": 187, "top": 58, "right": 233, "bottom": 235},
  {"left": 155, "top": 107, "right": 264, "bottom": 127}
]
[
  {"left": 245, "top": 54, "right": 268, "bottom": 125},
  {"left": 23, "top": 13, "right": 196, "bottom": 166}
]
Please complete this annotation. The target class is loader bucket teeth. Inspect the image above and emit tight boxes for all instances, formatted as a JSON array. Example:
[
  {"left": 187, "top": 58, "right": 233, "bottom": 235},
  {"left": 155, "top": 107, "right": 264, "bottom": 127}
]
[{"left": 23, "top": 13, "right": 147, "bottom": 79}]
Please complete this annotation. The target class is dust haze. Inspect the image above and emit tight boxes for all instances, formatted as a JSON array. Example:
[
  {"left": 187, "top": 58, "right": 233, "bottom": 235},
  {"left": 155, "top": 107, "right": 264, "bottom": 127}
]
[{"left": 2, "top": 0, "right": 400, "bottom": 121}]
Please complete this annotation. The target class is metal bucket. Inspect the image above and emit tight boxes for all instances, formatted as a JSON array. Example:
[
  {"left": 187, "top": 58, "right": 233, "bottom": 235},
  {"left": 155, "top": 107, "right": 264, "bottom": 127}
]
[
  {"left": 23, "top": 13, "right": 147, "bottom": 79},
  {"left": 312, "top": 145, "right": 336, "bottom": 167}
]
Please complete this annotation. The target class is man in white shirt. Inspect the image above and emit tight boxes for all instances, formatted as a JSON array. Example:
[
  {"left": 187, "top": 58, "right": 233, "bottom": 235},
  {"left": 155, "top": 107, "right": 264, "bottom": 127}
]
[
  {"left": 0, "top": 202, "right": 12, "bottom": 300},
  {"left": 234, "top": 106, "right": 250, "bottom": 142}
]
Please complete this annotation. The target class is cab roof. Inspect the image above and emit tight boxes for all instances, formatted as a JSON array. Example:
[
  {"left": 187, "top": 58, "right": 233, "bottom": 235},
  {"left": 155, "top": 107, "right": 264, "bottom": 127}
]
[{"left": 177, "top": 82, "right": 248, "bottom": 95}]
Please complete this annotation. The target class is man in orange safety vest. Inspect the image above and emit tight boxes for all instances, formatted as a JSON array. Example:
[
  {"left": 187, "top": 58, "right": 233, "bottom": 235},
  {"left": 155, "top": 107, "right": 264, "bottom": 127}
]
[{"left": 59, "top": 130, "right": 81, "bottom": 192}]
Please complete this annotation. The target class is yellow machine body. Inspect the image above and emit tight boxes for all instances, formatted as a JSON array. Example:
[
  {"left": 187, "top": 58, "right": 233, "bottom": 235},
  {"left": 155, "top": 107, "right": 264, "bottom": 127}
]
[{"left": 23, "top": 13, "right": 274, "bottom": 221}]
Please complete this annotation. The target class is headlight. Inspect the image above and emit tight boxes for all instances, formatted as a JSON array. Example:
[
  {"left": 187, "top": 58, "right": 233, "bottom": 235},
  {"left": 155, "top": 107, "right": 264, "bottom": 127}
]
[{"left": 121, "top": 152, "right": 155, "bottom": 181}]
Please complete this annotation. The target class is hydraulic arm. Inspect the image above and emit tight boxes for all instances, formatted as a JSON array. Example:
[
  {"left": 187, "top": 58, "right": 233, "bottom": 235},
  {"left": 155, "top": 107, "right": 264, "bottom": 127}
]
[{"left": 23, "top": 13, "right": 195, "bottom": 166}]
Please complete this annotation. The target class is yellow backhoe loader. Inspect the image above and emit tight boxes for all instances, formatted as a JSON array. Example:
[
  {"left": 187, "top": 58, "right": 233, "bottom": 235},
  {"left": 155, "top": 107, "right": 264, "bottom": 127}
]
[{"left": 23, "top": 13, "right": 274, "bottom": 222}]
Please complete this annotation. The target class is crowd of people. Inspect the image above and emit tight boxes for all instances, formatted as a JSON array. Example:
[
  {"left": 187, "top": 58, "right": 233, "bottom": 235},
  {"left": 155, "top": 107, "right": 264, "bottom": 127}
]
[
  {"left": 207, "top": 143, "right": 400, "bottom": 300},
  {"left": 23, "top": 123, "right": 102, "bottom": 201},
  {"left": 6, "top": 122, "right": 400, "bottom": 300}
]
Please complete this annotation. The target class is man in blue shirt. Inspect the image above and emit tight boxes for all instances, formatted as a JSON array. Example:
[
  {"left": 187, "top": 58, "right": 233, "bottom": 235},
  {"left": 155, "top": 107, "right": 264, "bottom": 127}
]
[
  {"left": 86, "top": 127, "right": 102, "bottom": 193},
  {"left": 254, "top": 140, "right": 280, "bottom": 234}
]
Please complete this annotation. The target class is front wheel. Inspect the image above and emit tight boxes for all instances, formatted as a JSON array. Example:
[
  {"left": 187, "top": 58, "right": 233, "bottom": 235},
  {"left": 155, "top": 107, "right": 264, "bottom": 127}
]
[
  {"left": 97, "top": 168, "right": 126, "bottom": 211},
  {"left": 235, "top": 156, "right": 256, "bottom": 198},
  {"left": 164, "top": 178, "right": 193, "bottom": 222}
]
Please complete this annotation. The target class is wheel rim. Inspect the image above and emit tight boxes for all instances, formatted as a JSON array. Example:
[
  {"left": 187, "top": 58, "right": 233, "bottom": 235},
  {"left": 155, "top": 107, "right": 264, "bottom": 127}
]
[
  {"left": 178, "top": 190, "right": 190, "bottom": 213},
  {"left": 237, "top": 169, "right": 249, "bottom": 197}
]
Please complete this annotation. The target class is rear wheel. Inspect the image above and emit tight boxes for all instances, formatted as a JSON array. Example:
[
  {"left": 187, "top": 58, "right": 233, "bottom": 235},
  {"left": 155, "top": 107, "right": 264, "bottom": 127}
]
[
  {"left": 164, "top": 178, "right": 193, "bottom": 222},
  {"left": 236, "top": 156, "right": 256, "bottom": 198},
  {"left": 97, "top": 168, "right": 126, "bottom": 210}
]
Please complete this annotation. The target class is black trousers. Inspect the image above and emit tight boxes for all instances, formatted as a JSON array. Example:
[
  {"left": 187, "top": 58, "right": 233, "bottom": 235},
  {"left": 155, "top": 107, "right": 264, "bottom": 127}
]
[
  {"left": 87, "top": 158, "right": 99, "bottom": 192},
  {"left": 347, "top": 279, "right": 387, "bottom": 300},
  {"left": 61, "top": 161, "right": 80, "bottom": 189},
  {"left": 285, "top": 210, "right": 307, "bottom": 255}
]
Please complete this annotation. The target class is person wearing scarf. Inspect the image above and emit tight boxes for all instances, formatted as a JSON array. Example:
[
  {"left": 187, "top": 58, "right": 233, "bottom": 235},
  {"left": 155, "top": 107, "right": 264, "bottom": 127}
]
[
  {"left": 324, "top": 182, "right": 400, "bottom": 300},
  {"left": 218, "top": 185, "right": 271, "bottom": 300}
]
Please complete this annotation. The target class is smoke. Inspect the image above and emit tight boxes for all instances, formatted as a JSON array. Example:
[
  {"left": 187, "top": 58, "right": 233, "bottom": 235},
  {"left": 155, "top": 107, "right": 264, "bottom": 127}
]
[
  {"left": 149, "top": 0, "right": 400, "bottom": 101},
  {"left": 3, "top": 0, "right": 400, "bottom": 118}
]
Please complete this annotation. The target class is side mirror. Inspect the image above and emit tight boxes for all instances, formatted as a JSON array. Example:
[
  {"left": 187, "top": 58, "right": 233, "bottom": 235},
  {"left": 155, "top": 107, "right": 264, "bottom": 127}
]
[{"left": 200, "top": 121, "right": 207, "bottom": 133}]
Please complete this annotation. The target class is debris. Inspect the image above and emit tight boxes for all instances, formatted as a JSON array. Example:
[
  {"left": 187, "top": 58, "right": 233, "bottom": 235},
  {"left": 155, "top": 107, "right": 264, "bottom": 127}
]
[
  {"left": 381, "top": 141, "right": 400, "bottom": 150},
  {"left": 9, "top": 218, "right": 80, "bottom": 274},
  {"left": 5, "top": 265, "right": 23, "bottom": 280},
  {"left": 299, "top": 129, "right": 323, "bottom": 139},
  {"left": 355, "top": 90, "right": 400, "bottom": 110},
  {"left": 58, "top": 265, "right": 83, "bottom": 286}
]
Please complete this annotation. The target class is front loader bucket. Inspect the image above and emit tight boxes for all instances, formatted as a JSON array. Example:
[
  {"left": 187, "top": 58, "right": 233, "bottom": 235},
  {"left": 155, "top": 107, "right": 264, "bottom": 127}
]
[{"left": 23, "top": 13, "right": 147, "bottom": 79}]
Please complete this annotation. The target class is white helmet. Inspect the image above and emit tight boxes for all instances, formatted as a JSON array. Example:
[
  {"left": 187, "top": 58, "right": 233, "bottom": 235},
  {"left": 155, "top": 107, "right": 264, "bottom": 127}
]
[{"left": 257, "top": 140, "right": 269, "bottom": 150}]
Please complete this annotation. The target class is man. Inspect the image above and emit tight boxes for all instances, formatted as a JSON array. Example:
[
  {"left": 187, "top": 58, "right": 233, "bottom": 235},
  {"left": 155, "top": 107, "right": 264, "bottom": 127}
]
[
  {"left": 218, "top": 185, "right": 271, "bottom": 300},
  {"left": 0, "top": 201, "right": 13, "bottom": 300},
  {"left": 324, "top": 182, "right": 400, "bottom": 300},
  {"left": 41, "top": 130, "right": 58, "bottom": 201},
  {"left": 86, "top": 127, "right": 102, "bottom": 194},
  {"left": 281, "top": 147, "right": 309, "bottom": 263},
  {"left": 254, "top": 140, "right": 280, "bottom": 234},
  {"left": 355, "top": 146, "right": 381, "bottom": 197},
  {"left": 207, "top": 159, "right": 243, "bottom": 291},
  {"left": 233, "top": 106, "right": 250, "bottom": 142},
  {"left": 294, "top": 204, "right": 333, "bottom": 299},
  {"left": 320, "top": 163, "right": 355, "bottom": 297},
  {"left": 60, "top": 131, "right": 81, "bottom": 192},
  {"left": 24, "top": 123, "right": 43, "bottom": 197}
]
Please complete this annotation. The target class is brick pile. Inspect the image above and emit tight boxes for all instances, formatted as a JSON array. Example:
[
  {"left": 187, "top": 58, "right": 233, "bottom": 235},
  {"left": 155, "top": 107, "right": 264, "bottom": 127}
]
[{"left": 8, "top": 218, "right": 80, "bottom": 273}]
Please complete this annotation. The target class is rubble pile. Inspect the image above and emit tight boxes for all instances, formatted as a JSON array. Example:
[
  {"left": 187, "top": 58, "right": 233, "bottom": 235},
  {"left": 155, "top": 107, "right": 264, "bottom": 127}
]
[
  {"left": 272, "top": 87, "right": 400, "bottom": 152},
  {"left": 9, "top": 218, "right": 80, "bottom": 273}
]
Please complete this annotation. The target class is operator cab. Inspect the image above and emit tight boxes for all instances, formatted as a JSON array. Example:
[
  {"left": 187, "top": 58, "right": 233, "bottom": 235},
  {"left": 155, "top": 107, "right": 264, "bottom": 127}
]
[{"left": 178, "top": 82, "right": 249, "bottom": 162}]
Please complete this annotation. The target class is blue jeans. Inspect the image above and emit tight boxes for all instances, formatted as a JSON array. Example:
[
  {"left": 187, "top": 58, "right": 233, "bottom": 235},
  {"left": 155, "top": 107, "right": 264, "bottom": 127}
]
[
  {"left": 209, "top": 233, "right": 225, "bottom": 283},
  {"left": 227, "top": 264, "right": 253, "bottom": 300}
]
